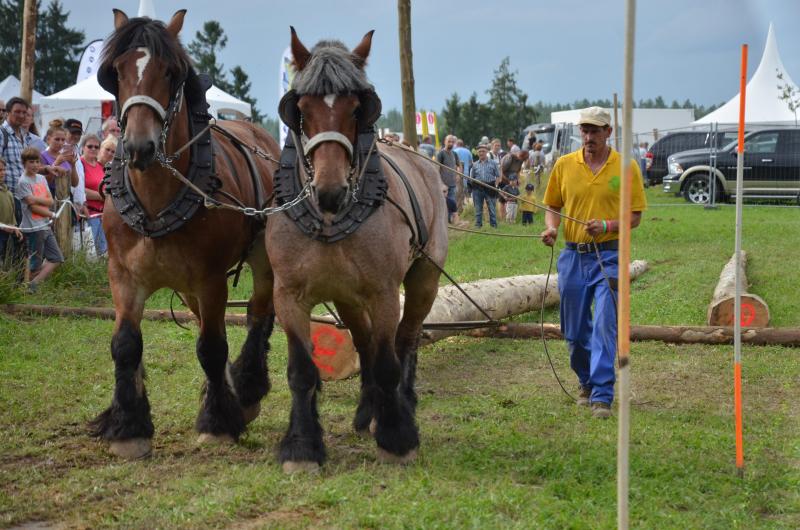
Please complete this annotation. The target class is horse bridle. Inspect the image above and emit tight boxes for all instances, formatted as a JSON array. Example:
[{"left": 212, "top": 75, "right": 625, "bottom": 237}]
[{"left": 117, "top": 79, "right": 186, "bottom": 165}]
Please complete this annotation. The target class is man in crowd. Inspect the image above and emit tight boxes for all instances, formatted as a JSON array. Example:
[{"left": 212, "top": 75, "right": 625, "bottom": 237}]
[
  {"left": 499, "top": 147, "right": 528, "bottom": 220},
  {"left": 418, "top": 135, "right": 435, "bottom": 158},
  {"left": 102, "top": 117, "right": 121, "bottom": 139},
  {"left": 489, "top": 138, "right": 503, "bottom": 162},
  {"left": 0, "top": 99, "right": 6, "bottom": 125},
  {"left": 506, "top": 137, "right": 519, "bottom": 153},
  {"left": 1, "top": 97, "right": 32, "bottom": 224},
  {"left": 436, "top": 134, "right": 461, "bottom": 222},
  {"left": 540, "top": 107, "right": 647, "bottom": 419},
  {"left": 469, "top": 144, "right": 500, "bottom": 228}
]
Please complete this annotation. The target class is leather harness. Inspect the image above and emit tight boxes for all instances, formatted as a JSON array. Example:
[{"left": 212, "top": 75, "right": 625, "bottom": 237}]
[
  {"left": 273, "top": 132, "right": 429, "bottom": 248},
  {"left": 103, "top": 72, "right": 269, "bottom": 238}
]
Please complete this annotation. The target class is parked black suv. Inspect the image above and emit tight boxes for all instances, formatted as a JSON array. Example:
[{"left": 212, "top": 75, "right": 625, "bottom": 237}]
[
  {"left": 662, "top": 128, "right": 800, "bottom": 204},
  {"left": 646, "top": 129, "right": 739, "bottom": 185}
]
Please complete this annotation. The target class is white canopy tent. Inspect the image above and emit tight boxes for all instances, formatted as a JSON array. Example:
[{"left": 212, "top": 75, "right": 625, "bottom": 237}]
[
  {"left": 0, "top": 75, "right": 44, "bottom": 104},
  {"left": 695, "top": 23, "right": 799, "bottom": 125},
  {"left": 38, "top": 74, "right": 252, "bottom": 135}
]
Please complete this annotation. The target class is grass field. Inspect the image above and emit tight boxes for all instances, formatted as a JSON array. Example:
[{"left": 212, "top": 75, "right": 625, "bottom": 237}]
[{"left": 1, "top": 188, "right": 799, "bottom": 528}]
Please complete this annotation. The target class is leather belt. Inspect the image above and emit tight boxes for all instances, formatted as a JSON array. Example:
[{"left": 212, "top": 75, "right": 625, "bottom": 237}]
[{"left": 565, "top": 240, "right": 619, "bottom": 253}]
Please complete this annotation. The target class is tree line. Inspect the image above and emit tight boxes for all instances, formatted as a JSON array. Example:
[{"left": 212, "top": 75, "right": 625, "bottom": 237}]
[{"left": 378, "top": 57, "right": 724, "bottom": 147}]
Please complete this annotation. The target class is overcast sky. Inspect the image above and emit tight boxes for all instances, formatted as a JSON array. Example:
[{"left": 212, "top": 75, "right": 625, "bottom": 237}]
[{"left": 60, "top": 0, "right": 800, "bottom": 118}]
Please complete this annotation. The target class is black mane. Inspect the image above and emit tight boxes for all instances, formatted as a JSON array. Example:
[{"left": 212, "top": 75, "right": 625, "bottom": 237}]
[{"left": 101, "top": 16, "right": 191, "bottom": 79}]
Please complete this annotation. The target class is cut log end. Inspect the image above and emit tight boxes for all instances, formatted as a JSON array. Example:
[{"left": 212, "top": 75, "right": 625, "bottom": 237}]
[{"left": 707, "top": 294, "right": 770, "bottom": 328}]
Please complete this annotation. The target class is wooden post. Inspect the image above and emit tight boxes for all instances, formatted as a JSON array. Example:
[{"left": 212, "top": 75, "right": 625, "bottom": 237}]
[
  {"left": 397, "top": 0, "right": 418, "bottom": 149},
  {"left": 19, "top": 0, "right": 37, "bottom": 104},
  {"left": 53, "top": 173, "right": 72, "bottom": 259},
  {"left": 613, "top": 92, "right": 620, "bottom": 151}
]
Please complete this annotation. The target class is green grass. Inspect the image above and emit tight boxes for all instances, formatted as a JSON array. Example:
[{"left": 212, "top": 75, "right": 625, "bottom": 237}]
[{"left": 1, "top": 187, "right": 799, "bottom": 528}]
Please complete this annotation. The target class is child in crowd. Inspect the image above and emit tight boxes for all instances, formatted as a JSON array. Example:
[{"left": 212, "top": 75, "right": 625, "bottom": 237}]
[
  {"left": 503, "top": 176, "right": 520, "bottom": 223},
  {"left": 15, "top": 147, "right": 63, "bottom": 291},
  {"left": 521, "top": 183, "right": 536, "bottom": 226},
  {"left": 0, "top": 158, "right": 24, "bottom": 264}
]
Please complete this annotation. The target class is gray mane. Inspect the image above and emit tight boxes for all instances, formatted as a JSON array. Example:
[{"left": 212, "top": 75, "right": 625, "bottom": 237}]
[{"left": 292, "top": 40, "right": 372, "bottom": 95}]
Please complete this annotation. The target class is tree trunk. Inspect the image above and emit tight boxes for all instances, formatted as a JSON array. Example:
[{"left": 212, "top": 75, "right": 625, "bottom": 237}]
[
  {"left": 397, "top": 0, "right": 417, "bottom": 149},
  {"left": 19, "top": 0, "right": 37, "bottom": 103},
  {"left": 418, "top": 260, "right": 649, "bottom": 343},
  {"left": 461, "top": 322, "right": 800, "bottom": 347},
  {"left": 53, "top": 173, "right": 72, "bottom": 259},
  {"left": 707, "top": 250, "right": 770, "bottom": 327}
]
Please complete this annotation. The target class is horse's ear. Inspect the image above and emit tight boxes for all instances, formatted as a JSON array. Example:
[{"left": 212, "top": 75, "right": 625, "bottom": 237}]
[
  {"left": 352, "top": 30, "right": 374, "bottom": 67},
  {"left": 166, "top": 9, "right": 187, "bottom": 38},
  {"left": 113, "top": 9, "right": 129, "bottom": 29},
  {"left": 290, "top": 26, "right": 311, "bottom": 71}
]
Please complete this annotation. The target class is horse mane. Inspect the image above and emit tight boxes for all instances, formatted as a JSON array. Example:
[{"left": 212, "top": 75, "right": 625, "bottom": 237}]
[
  {"left": 292, "top": 40, "right": 373, "bottom": 96},
  {"left": 101, "top": 16, "right": 191, "bottom": 78}
]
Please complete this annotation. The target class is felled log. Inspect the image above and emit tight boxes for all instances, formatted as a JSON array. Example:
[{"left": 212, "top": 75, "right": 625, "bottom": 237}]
[
  {"left": 420, "top": 260, "right": 649, "bottom": 344},
  {"left": 707, "top": 251, "right": 770, "bottom": 327},
  {"left": 463, "top": 322, "right": 800, "bottom": 347}
]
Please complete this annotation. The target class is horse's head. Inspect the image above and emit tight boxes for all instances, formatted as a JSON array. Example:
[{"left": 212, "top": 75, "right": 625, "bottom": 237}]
[
  {"left": 279, "top": 28, "right": 382, "bottom": 214},
  {"left": 98, "top": 9, "right": 191, "bottom": 171}
]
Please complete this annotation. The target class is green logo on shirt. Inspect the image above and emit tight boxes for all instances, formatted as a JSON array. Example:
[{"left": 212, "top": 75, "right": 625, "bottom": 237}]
[{"left": 609, "top": 175, "right": 620, "bottom": 191}]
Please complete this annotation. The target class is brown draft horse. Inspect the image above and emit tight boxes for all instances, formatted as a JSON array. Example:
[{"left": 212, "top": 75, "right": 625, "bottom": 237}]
[
  {"left": 89, "top": 10, "right": 279, "bottom": 459},
  {"left": 267, "top": 30, "right": 448, "bottom": 471}
]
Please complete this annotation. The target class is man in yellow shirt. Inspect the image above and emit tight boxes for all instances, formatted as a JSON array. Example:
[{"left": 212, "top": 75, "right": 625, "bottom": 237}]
[{"left": 540, "top": 107, "right": 647, "bottom": 418}]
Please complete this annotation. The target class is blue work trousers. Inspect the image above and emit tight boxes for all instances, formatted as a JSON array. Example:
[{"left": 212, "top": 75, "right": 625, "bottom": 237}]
[
  {"left": 558, "top": 248, "right": 618, "bottom": 405},
  {"left": 471, "top": 186, "right": 497, "bottom": 227}
]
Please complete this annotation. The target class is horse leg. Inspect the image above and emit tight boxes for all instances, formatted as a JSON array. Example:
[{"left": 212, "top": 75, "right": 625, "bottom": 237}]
[
  {"left": 369, "top": 292, "right": 419, "bottom": 464},
  {"left": 396, "top": 259, "right": 442, "bottom": 413},
  {"left": 89, "top": 267, "right": 153, "bottom": 459},
  {"left": 333, "top": 302, "right": 375, "bottom": 435},
  {"left": 195, "top": 278, "right": 246, "bottom": 444},
  {"left": 229, "top": 242, "right": 275, "bottom": 424},
  {"left": 274, "top": 287, "right": 323, "bottom": 472}
]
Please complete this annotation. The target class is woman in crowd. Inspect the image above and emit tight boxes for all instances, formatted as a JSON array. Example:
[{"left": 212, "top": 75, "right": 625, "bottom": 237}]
[
  {"left": 80, "top": 134, "right": 107, "bottom": 257},
  {"left": 40, "top": 120, "right": 79, "bottom": 198},
  {"left": 23, "top": 107, "right": 47, "bottom": 151}
]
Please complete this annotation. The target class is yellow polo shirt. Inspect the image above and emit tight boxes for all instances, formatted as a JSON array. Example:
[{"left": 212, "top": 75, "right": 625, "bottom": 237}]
[{"left": 543, "top": 148, "right": 647, "bottom": 244}]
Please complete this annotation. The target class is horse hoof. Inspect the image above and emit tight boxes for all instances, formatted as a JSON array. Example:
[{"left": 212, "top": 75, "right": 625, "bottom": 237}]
[
  {"left": 282, "top": 460, "right": 321, "bottom": 474},
  {"left": 197, "top": 433, "right": 236, "bottom": 445},
  {"left": 109, "top": 438, "right": 152, "bottom": 460},
  {"left": 377, "top": 447, "right": 417, "bottom": 465},
  {"left": 242, "top": 403, "right": 261, "bottom": 424}
]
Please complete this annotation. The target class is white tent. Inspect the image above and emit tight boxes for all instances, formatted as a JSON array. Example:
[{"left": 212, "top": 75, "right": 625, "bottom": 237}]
[
  {"left": 695, "top": 23, "right": 799, "bottom": 125},
  {"left": 0, "top": 74, "right": 44, "bottom": 104},
  {"left": 38, "top": 74, "right": 252, "bottom": 135}
]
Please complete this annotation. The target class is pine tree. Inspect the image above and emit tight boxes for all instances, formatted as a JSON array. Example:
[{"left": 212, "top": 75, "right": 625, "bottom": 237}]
[
  {"left": 188, "top": 20, "right": 263, "bottom": 122},
  {"left": 486, "top": 57, "right": 529, "bottom": 142},
  {"left": 0, "top": 0, "right": 84, "bottom": 96}
]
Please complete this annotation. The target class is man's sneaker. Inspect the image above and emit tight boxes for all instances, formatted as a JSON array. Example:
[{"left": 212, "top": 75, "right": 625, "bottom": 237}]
[
  {"left": 591, "top": 402, "right": 612, "bottom": 419},
  {"left": 576, "top": 386, "right": 591, "bottom": 407}
]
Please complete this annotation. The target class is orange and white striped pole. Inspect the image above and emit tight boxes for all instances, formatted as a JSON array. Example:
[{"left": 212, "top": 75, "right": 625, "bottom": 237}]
[
  {"left": 617, "top": 0, "right": 636, "bottom": 527},
  {"left": 733, "top": 44, "right": 747, "bottom": 477}
]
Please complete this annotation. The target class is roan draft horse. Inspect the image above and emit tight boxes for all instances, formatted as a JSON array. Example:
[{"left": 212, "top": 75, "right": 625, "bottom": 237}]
[
  {"left": 89, "top": 9, "right": 280, "bottom": 459},
  {"left": 268, "top": 29, "right": 448, "bottom": 471}
]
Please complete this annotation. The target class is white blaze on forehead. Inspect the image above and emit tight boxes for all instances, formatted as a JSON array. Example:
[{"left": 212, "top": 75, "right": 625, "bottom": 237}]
[
  {"left": 323, "top": 94, "right": 337, "bottom": 108},
  {"left": 135, "top": 47, "right": 151, "bottom": 85}
]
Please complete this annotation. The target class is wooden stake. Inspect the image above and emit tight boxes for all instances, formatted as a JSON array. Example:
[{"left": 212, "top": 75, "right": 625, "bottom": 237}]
[
  {"left": 734, "top": 44, "right": 748, "bottom": 477},
  {"left": 613, "top": 92, "right": 620, "bottom": 151},
  {"left": 19, "top": 0, "right": 37, "bottom": 103},
  {"left": 397, "top": 0, "right": 417, "bottom": 149},
  {"left": 618, "top": 1, "right": 636, "bottom": 528}
]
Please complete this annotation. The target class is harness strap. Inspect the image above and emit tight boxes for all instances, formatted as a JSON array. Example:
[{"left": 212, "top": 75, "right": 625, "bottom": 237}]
[
  {"left": 303, "top": 131, "right": 354, "bottom": 160},
  {"left": 120, "top": 95, "right": 167, "bottom": 122},
  {"left": 379, "top": 152, "right": 429, "bottom": 249}
]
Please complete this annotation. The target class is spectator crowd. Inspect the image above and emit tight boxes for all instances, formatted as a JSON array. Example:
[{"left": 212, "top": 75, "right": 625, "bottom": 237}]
[
  {"left": 407, "top": 130, "right": 547, "bottom": 229},
  {"left": 0, "top": 95, "right": 119, "bottom": 291}
]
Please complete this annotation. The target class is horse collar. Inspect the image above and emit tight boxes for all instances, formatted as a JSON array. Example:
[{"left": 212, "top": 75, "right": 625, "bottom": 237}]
[{"left": 274, "top": 131, "right": 388, "bottom": 243}]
